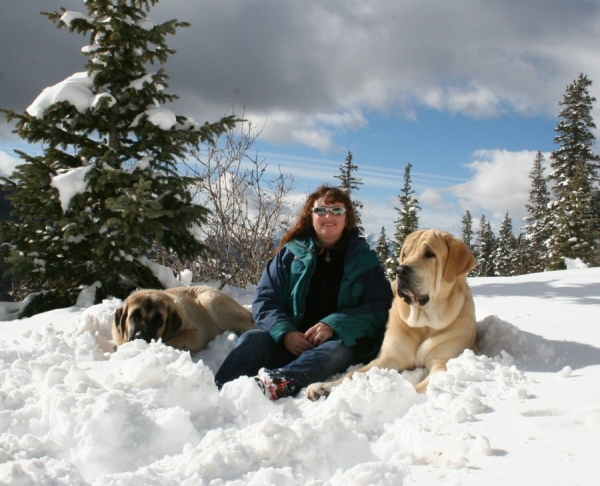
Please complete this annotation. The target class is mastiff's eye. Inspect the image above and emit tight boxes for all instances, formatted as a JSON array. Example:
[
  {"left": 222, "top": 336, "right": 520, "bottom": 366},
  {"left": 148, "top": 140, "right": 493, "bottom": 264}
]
[
  {"left": 151, "top": 314, "right": 164, "bottom": 327},
  {"left": 424, "top": 249, "right": 436, "bottom": 259}
]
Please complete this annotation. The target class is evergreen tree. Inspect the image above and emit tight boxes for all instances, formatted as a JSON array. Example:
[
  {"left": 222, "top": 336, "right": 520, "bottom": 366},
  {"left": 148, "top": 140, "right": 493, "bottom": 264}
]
[
  {"left": 547, "top": 162, "right": 597, "bottom": 267},
  {"left": 334, "top": 151, "right": 364, "bottom": 234},
  {"left": 461, "top": 210, "right": 474, "bottom": 253},
  {"left": 547, "top": 73, "right": 600, "bottom": 269},
  {"left": 375, "top": 226, "right": 390, "bottom": 266},
  {"left": 473, "top": 215, "right": 496, "bottom": 277},
  {"left": 0, "top": 0, "right": 237, "bottom": 314},
  {"left": 515, "top": 233, "right": 528, "bottom": 276},
  {"left": 522, "top": 151, "right": 552, "bottom": 273},
  {"left": 493, "top": 213, "right": 517, "bottom": 276},
  {"left": 389, "top": 163, "right": 421, "bottom": 276},
  {"left": 591, "top": 190, "right": 600, "bottom": 267}
]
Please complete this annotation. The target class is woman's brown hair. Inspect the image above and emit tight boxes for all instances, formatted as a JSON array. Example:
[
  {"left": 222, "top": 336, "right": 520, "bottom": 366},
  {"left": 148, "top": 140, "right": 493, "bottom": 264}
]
[{"left": 274, "top": 184, "right": 357, "bottom": 253}]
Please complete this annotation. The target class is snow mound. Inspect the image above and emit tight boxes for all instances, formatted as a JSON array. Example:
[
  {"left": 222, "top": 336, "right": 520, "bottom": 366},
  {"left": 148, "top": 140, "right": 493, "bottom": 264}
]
[{"left": 0, "top": 300, "right": 540, "bottom": 484}]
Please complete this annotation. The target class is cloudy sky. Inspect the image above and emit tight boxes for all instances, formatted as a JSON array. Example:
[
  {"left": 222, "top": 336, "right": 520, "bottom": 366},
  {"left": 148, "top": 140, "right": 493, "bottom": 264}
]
[{"left": 1, "top": 0, "right": 599, "bottom": 237}]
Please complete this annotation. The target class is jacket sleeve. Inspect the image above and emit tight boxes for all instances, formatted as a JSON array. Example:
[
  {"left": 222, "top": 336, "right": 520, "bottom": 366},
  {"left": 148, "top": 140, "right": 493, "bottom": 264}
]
[
  {"left": 321, "top": 263, "right": 393, "bottom": 348},
  {"left": 252, "top": 248, "right": 299, "bottom": 343}
]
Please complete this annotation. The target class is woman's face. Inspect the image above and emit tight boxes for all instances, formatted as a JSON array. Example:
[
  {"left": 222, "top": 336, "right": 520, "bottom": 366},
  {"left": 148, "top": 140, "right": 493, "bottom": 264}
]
[{"left": 311, "top": 197, "right": 347, "bottom": 247}]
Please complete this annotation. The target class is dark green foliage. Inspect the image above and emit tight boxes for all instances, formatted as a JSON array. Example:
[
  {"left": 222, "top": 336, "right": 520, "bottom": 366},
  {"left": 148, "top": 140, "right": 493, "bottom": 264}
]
[
  {"left": 335, "top": 151, "right": 365, "bottom": 234},
  {"left": 461, "top": 210, "right": 474, "bottom": 253},
  {"left": 388, "top": 163, "right": 420, "bottom": 276},
  {"left": 473, "top": 215, "right": 495, "bottom": 277},
  {"left": 591, "top": 190, "right": 600, "bottom": 267},
  {"left": 493, "top": 213, "right": 517, "bottom": 276},
  {"left": 375, "top": 226, "right": 390, "bottom": 266},
  {"left": 547, "top": 162, "right": 597, "bottom": 269},
  {"left": 523, "top": 151, "right": 552, "bottom": 273},
  {"left": 547, "top": 73, "right": 599, "bottom": 268},
  {"left": 0, "top": 0, "right": 237, "bottom": 313},
  {"left": 549, "top": 74, "right": 600, "bottom": 185}
]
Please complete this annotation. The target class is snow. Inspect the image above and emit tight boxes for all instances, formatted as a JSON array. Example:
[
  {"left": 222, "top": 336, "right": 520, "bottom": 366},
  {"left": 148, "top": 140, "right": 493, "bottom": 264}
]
[
  {"left": 0, "top": 268, "right": 599, "bottom": 485},
  {"left": 26, "top": 68, "right": 175, "bottom": 131},
  {"left": 135, "top": 19, "right": 155, "bottom": 31},
  {"left": 51, "top": 164, "right": 94, "bottom": 212},
  {"left": 138, "top": 256, "right": 187, "bottom": 289},
  {"left": 144, "top": 106, "right": 177, "bottom": 130},
  {"left": 26, "top": 72, "right": 95, "bottom": 118},
  {"left": 129, "top": 74, "right": 155, "bottom": 91},
  {"left": 60, "top": 11, "right": 90, "bottom": 28}
]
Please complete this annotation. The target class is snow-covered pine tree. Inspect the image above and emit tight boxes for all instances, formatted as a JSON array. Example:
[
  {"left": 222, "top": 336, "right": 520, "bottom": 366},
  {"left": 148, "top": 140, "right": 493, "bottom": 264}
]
[
  {"left": 547, "top": 73, "right": 600, "bottom": 269},
  {"left": 515, "top": 234, "right": 528, "bottom": 276},
  {"left": 493, "top": 213, "right": 517, "bottom": 276},
  {"left": 473, "top": 215, "right": 496, "bottom": 277},
  {"left": 522, "top": 151, "right": 552, "bottom": 273},
  {"left": 547, "top": 162, "right": 597, "bottom": 267},
  {"left": 375, "top": 226, "right": 390, "bottom": 266},
  {"left": 0, "top": 0, "right": 237, "bottom": 314},
  {"left": 388, "top": 163, "right": 421, "bottom": 277},
  {"left": 334, "top": 151, "right": 364, "bottom": 234},
  {"left": 461, "top": 210, "right": 474, "bottom": 253},
  {"left": 592, "top": 191, "right": 600, "bottom": 267}
]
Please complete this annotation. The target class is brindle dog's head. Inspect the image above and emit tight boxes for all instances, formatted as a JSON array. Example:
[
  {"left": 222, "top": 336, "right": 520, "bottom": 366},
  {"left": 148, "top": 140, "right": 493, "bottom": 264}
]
[{"left": 112, "top": 290, "right": 183, "bottom": 347}]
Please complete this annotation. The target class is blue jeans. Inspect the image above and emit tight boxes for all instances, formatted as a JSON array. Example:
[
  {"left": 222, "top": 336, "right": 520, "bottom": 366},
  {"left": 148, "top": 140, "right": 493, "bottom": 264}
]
[{"left": 214, "top": 329, "right": 364, "bottom": 393}]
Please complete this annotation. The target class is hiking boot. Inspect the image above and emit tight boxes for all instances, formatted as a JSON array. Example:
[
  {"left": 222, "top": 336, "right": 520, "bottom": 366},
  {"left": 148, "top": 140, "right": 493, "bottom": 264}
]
[{"left": 255, "top": 369, "right": 297, "bottom": 400}]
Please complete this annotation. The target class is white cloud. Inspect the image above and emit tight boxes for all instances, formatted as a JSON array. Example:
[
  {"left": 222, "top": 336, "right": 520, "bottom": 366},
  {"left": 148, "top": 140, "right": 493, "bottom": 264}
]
[
  {"left": 0, "top": 151, "right": 21, "bottom": 179},
  {"left": 448, "top": 149, "right": 550, "bottom": 230},
  {"left": 419, "top": 83, "right": 503, "bottom": 119},
  {"left": 4, "top": 1, "right": 600, "bottom": 149},
  {"left": 156, "top": 0, "right": 600, "bottom": 147},
  {"left": 419, "top": 188, "right": 454, "bottom": 211}
]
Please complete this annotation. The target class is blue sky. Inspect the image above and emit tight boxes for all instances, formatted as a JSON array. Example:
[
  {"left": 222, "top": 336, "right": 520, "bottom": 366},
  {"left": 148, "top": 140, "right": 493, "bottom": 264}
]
[
  {"left": 251, "top": 110, "right": 559, "bottom": 236},
  {"left": 262, "top": 108, "right": 559, "bottom": 191},
  {"left": 1, "top": 0, "right": 599, "bottom": 238}
]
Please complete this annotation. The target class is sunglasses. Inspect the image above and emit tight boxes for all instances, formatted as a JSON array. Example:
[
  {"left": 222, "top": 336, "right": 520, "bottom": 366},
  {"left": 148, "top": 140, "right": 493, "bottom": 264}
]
[{"left": 312, "top": 206, "right": 347, "bottom": 216}]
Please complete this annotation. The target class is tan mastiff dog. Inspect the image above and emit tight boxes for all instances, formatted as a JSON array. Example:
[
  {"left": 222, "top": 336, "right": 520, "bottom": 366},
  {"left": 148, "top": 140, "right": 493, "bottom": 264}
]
[
  {"left": 307, "top": 229, "right": 477, "bottom": 399},
  {"left": 113, "top": 285, "right": 257, "bottom": 353}
]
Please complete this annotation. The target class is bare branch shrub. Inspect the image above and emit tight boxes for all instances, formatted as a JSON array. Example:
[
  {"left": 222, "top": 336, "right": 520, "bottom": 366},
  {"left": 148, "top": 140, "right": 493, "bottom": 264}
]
[{"left": 185, "top": 119, "right": 295, "bottom": 289}]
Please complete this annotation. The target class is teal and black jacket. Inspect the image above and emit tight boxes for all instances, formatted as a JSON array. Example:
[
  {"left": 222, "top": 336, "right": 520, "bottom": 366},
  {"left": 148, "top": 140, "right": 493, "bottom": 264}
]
[{"left": 252, "top": 229, "right": 393, "bottom": 359}]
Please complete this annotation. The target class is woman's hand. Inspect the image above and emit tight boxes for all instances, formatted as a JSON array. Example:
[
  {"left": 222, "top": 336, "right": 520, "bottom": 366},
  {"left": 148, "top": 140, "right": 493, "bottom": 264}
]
[
  {"left": 304, "top": 322, "right": 334, "bottom": 346},
  {"left": 283, "top": 331, "right": 315, "bottom": 356},
  {"left": 283, "top": 323, "right": 334, "bottom": 356}
]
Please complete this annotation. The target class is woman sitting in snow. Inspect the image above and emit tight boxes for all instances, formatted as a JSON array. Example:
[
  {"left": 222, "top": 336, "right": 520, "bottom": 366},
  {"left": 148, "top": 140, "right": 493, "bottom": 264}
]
[{"left": 214, "top": 184, "right": 393, "bottom": 399}]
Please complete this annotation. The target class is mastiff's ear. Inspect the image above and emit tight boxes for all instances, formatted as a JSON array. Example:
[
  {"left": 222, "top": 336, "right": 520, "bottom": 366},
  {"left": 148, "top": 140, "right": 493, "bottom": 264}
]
[
  {"left": 443, "top": 234, "right": 477, "bottom": 283},
  {"left": 162, "top": 308, "right": 183, "bottom": 343},
  {"left": 112, "top": 305, "right": 129, "bottom": 347},
  {"left": 114, "top": 306, "right": 127, "bottom": 337}
]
